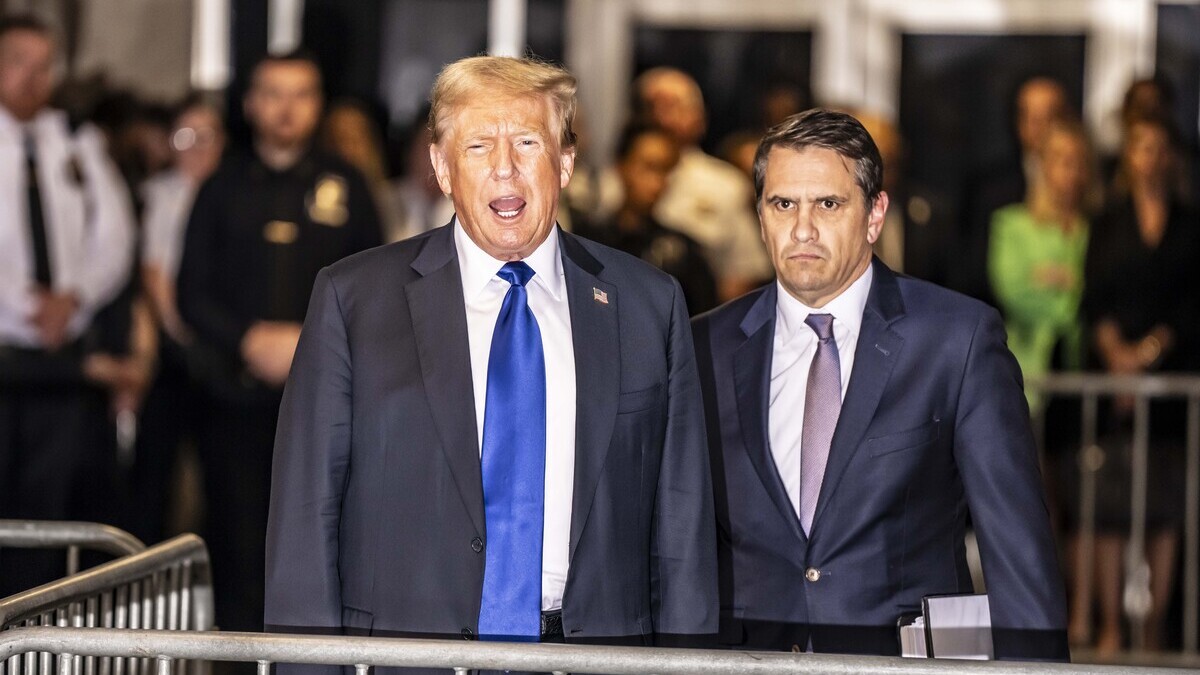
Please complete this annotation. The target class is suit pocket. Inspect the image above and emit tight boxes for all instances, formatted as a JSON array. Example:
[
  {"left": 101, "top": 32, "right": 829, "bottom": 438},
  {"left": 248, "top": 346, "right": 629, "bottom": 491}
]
[
  {"left": 867, "top": 419, "right": 940, "bottom": 458},
  {"left": 617, "top": 384, "right": 664, "bottom": 414},
  {"left": 341, "top": 606, "right": 374, "bottom": 636}
]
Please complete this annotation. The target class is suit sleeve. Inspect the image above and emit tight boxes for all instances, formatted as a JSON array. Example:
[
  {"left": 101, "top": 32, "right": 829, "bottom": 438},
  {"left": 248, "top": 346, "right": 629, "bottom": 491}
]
[
  {"left": 953, "top": 308, "right": 1069, "bottom": 661},
  {"left": 650, "top": 278, "right": 718, "bottom": 646},
  {"left": 265, "top": 268, "right": 352, "bottom": 666}
]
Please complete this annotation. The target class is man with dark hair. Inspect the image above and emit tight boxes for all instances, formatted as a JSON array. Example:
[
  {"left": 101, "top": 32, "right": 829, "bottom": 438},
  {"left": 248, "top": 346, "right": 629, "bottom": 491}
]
[
  {"left": 0, "top": 14, "right": 135, "bottom": 594},
  {"left": 177, "top": 47, "right": 382, "bottom": 635},
  {"left": 692, "top": 108, "right": 1068, "bottom": 660},
  {"left": 576, "top": 125, "right": 717, "bottom": 315}
]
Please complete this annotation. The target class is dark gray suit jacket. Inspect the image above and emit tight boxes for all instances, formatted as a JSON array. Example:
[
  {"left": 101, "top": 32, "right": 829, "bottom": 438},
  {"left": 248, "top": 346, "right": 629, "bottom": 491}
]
[
  {"left": 265, "top": 224, "right": 716, "bottom": 672},
  {"left": 691, "top": 259, "right": 1068, "bottom": 661}
]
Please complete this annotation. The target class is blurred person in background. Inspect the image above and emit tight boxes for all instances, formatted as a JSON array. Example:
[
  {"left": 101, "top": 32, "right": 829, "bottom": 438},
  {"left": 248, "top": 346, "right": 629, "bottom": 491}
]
[
  {"left": 959, "top": 77, "right": 1071, "bottom": 303},
  {"left": 854, "top": 110, "right": 954, "bottom": 287},
  {"left": 388, "top": 113, "right": 454, "bottom": 242},
  {"left": 988, "top": 119, "right": 1092, "bottom": 404},
  {"left": 90, "top": 91, "right": 173, "bottom": 205},
  {"left": 0, "top": 14, "right": 135, "bottom": 594},
  {"left": 635, "top": 67, "right": 772, "bottom": 301},
  {"left": 718, "top": 130, "right": 760, "bottom": 181},
  {"left": 1105, "top": 77, "right": 1197, "bottom": 200},
  {"left": 560, "top": 103, "right": 622, "bottom": 228},
  {"left": 1075, "top": 113, "right": 1200, "bottom": 655},
  {"left": 576, "top": 125, "right": 717, "bottom": 315},
  {"left": 125, "top": 95, "right": 226, "bottom": 545},
  {"left": 321, "top": 98, "right": 401, "bottom": 238},
  {"left": 177, "top": 48, "right": 382, "bottom": 635}
]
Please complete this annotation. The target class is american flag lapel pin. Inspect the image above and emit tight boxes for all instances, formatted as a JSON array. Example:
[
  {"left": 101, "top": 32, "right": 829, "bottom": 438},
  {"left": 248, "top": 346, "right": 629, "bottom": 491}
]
[{"left": 593, "top": 287, "right": 609, "bottom": 305}]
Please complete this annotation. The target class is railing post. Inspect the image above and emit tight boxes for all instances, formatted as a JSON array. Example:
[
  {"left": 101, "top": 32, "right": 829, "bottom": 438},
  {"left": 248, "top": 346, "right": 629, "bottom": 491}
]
[
  {"left": 1185, "top": 393, "right": 1200, "bottom": 654},
  {"left": 1077, "top": 392, "right": 1100, "bottom": 645},
  {"left": 1126, "top": 393, "right": 1153, "bottom": 649}
]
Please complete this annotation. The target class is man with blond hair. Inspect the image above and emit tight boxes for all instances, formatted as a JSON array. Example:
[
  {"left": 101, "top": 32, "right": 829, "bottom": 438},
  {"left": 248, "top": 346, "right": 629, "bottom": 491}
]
[{"left": 265, "top": 56, "right": 716, "bottom": 669}]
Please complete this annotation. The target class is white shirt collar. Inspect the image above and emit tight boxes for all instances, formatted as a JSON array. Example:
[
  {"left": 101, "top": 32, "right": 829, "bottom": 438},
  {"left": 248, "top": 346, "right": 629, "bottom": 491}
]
[
  {"left": 0, "top": 105, "right": 54, "bottom": 139},
  {"left": 776, "top": 262, "right": 873, "bottom": 345},
  {"left": 453, "top": 217, "right": 566, "bottom": 301}
]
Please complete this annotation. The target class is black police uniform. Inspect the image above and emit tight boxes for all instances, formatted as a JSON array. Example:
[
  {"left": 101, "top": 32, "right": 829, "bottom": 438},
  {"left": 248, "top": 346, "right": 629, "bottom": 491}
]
[{"left": 176, "top": 147, "right": 382, "bottom": 634}]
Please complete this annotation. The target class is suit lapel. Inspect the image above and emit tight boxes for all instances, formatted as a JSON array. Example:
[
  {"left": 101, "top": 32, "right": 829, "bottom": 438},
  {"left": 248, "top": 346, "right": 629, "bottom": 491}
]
[
  {"left": 810, "top": 259, "right": 906, "bottom": 534},
  {"left": 560, "top": 232, "right": 620, "bottom": 561},
  {"left": 405, "top": 224, "right": 485, "bottom": 537},
  {"left": 733, "top": 285, "right": 807, "bottom": 543}
]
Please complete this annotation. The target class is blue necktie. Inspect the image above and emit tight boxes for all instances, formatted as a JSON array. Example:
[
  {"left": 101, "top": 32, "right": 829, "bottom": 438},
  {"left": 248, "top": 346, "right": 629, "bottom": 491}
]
[{"left": 478, "top": 261, "right": 546, "bottom": 641}]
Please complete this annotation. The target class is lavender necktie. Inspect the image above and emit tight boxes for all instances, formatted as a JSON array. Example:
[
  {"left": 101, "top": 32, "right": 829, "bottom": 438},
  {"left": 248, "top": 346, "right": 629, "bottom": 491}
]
[{"left": 800, "top": 313, "right": 840, "bottom": 535}]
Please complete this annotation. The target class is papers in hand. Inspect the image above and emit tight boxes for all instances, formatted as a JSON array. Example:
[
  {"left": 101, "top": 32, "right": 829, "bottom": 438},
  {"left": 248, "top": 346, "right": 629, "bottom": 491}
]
[{"left": 900, "top": 593, "right": 994, "bottom": 660}]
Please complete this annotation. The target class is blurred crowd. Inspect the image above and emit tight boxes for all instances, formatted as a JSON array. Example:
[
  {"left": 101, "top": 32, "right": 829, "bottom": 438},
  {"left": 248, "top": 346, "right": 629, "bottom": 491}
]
[{"left": 1, "top": 10, "right": 1199, "bottom": 657}]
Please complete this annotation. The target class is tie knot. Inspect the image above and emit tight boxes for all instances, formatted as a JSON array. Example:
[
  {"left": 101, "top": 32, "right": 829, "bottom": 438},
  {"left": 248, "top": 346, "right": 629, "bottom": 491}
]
[
  {"left": 804, "top": 313, "right": 835, "bottom": 340},
  {"left": 497, "top": 261, "right": 535, "bottom": 287}
]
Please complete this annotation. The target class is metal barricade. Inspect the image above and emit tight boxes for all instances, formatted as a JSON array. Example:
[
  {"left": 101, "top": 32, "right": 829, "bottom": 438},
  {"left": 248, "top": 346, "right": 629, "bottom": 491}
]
[
  {"left": 0, "top": 521, "right": 146, "bottom": 577},
  {"left": 0, "top": 627, "right": 1191, "bottom": 675},
  {"left": 1030, "top": 373, "right": 1200, "bottom": 655},
  {"left": 0, "top": 535, "right": 214, "bottom": 675}
]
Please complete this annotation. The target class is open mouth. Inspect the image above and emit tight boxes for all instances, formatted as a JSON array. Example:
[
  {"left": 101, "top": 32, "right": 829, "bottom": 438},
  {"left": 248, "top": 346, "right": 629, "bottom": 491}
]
[{"left": 490, "top": 196, "right": 527, "bottom": 220}]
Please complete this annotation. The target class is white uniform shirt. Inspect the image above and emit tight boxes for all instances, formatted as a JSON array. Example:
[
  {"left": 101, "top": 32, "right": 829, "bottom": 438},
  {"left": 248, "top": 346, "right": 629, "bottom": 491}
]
[
  {"left": 0, "top": 105, "right": 135, "bottom": 348},
  {"left": 454, "top": 220, "right": 577, "bottom": 612},
  {"left": 768, "top": 265, "right": 873, "bottom": 517},
  {"left": 653, "top": 147, "right": 773, "bottom": 281}
]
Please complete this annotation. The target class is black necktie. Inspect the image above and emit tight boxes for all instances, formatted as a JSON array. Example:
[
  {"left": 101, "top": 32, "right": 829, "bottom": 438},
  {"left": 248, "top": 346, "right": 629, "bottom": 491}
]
[{"left": 25, "top": 132, "right": 52, "bottom": 286}]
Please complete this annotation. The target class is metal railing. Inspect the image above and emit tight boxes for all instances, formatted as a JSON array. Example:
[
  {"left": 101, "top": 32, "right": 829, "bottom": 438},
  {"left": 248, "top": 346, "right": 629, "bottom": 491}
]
[
  {"left": 1029, "top": 373, "right": 1200, "bottom": 655},
  {"left": 0, "top": 627, "right": 1194, "bottom": 675},
  {"left": 0, "top": 521, "right": 146, "bottom": 577},
  {"left": 0, "top": 535, "right": 214, "bottom": 675}
]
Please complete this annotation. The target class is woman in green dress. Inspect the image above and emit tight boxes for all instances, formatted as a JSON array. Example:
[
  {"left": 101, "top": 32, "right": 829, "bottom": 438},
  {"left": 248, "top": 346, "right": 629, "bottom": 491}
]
[{"left": 988, "top": 119, "right": 1092, "bottom": 403}]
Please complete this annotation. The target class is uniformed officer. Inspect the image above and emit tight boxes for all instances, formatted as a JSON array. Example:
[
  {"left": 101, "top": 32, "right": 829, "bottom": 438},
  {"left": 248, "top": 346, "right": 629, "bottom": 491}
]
[
  {"left": 176, "top": 49, "right": 383, "bottom": 635},
  {"left": 0, "top": 14, "right": 136, "bottom": 596}
]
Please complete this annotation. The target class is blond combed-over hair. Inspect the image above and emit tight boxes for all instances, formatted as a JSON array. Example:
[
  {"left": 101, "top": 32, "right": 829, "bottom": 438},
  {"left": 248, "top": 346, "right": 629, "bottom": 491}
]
[{"left": 428, "top": 55, "right": 578, "bottom": 149}]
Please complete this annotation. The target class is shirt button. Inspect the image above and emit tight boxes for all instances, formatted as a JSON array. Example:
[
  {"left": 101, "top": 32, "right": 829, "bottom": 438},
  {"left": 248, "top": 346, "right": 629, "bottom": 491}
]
[
  {"left": 471, "top": 537, "right": 484, "bottom": 553},
  {"left": 805, "top": 567, "right": 821, "bottom": 582},
  {"left": 461, "top": 627, "right": 474, "bottom": 640}
]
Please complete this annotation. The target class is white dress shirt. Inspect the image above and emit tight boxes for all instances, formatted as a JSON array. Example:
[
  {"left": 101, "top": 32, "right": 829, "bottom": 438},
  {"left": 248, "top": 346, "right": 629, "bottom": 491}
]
[
  {"left": 454, "top": 220, "right": 577, "bottom": 612},
  {"left": 0, "top": 105, "right": 135, "bottom": 348},
  {"left": 141, "top": 169, "right": 199, "bottom": 281},
  {"left": 768, "top": 264, "right": 873, "bottom": 517}
]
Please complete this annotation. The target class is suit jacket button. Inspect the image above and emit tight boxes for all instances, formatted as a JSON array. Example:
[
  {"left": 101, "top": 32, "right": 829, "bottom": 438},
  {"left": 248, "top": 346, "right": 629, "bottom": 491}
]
[
  {"left": 461, "top": 627, "right": 474, "bottom": 640},
  {"left": 471, "top": 537, "right": 484, "bottom": 553},
  {"left": 805, "top": 567, "right": 821, "bottom": 582}
]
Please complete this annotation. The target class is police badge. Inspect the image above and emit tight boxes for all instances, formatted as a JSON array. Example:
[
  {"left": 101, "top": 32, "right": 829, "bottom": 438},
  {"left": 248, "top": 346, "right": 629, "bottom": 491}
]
[{"left": 307, "top": 173, "right": 349, "bottom": 227}]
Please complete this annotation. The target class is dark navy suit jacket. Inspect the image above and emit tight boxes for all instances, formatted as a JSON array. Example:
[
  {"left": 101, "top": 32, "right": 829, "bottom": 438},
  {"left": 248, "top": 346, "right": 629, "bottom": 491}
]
[
  {"left": 691, "top": 259, "right": 1068, "bottom": 661},
  {"left": 265, "top": 224, "right": 716, "bottom": 673}
]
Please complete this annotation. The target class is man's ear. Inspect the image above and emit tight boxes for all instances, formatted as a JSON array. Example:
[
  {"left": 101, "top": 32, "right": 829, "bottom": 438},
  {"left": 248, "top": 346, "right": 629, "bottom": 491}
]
[
  {"left": 559, "top": 146, "right": 577, "bottom": 189},
  {"left": 429, "top": 142, "right": 452, "bottom": 196},
  {"left": 866, "top": 191, "right": 889, "bottom": 245}
]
